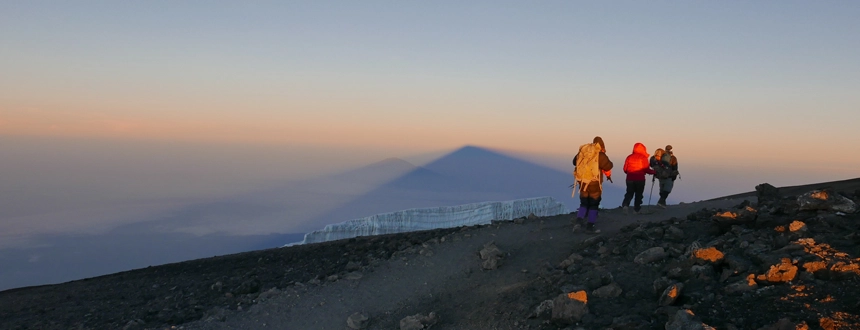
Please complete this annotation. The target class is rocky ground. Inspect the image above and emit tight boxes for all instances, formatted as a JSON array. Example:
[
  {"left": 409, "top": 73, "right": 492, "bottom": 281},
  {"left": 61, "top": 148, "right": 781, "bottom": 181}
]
[{"left": 1, "top": 180, "right": 859, "bottom": 330}]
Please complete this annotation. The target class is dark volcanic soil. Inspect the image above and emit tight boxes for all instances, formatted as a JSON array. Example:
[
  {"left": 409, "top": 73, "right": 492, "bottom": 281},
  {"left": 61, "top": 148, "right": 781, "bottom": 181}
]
[{"left": 2, "top": 180, "right": 859, "bottom": 330}]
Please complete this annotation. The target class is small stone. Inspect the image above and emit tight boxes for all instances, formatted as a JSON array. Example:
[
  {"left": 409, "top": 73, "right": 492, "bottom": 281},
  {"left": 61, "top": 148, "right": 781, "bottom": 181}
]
[
  {"left": 344, "top": 272, "right": 363, "bottom": 280},
  {"left": 659, "top": 283, "right": 684, "bottom": 306},
  {"left": 345, "top": 261, "right": 361, "bottom": 271},
  {"left": 399, "top": 312, "right": 438, "bottom": 330},
  {"left": 635, "top": 247, "right": 667, "bottom": 264},
  {"left": 347, "top": 312, "right": 370, "bottom": 329},
  {"left": 592, "top": 282, "right": 623, "bottom": 298},
  {"left": 532, "top": 300, "right": 553, "bottom": 319},
  {"left": 551, "top": 293, "right": 589, "bottom": 325}
]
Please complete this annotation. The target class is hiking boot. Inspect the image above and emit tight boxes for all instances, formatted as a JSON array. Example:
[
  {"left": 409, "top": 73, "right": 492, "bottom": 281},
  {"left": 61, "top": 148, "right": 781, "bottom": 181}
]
[
  {"left": 622, "top": 206, "right": 629, "bottom": 215},
  {"left": 657, "top": 203, "right": 667, "bottom": 209},
  {"left": 576, "top": 217, "right": 586, "bottom": 226},
  {"left": 585, "top": 223, "right": 601, "bottom": 234}
]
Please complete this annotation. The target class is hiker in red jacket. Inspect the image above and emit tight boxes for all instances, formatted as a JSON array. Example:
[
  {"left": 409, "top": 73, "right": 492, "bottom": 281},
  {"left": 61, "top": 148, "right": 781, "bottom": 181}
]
[{"left": 621, "top": 143, "right": 656, "bottom": 214}]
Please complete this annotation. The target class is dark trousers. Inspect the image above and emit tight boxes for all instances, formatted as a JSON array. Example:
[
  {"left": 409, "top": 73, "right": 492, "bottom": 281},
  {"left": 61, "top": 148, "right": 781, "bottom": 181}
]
[
  {"left": 658, "top": 191, "right": 670, "bottom": 205},
  {"left": 622, "top": 180, "right": 646, "bottom": 211},
  {"left": 578, "top": 182, "right": 603, "bottom": 210},
  {"left": 579, "top": 195, "right": 602, "bottom": 210}
]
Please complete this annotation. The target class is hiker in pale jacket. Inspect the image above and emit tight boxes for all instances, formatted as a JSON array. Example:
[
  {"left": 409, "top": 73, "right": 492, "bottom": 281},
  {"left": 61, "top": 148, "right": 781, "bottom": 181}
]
[{"left": 572, "top": 136, "right": 613, "bottom": 233}]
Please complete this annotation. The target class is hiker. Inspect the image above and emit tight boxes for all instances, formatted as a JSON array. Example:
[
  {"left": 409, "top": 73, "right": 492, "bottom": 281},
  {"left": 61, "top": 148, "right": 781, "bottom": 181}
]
[
  {"left": 572, "top": 136, "right": 613, "bottom": 233},
  {"left": 621, "top": 143, "right": 656, "bottom": 215},
  {"left": 650, "top": 145, "right": 679, "bottom": 208}
]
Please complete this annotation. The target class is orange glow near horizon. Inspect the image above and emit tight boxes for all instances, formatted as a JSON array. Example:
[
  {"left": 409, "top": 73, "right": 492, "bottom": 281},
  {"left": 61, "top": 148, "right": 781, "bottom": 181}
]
[
  {"left": 4, "top": 102, "right": 860, "bottom": 181},
  {"left": 2, "top": 106, "right": 548, "bottom": 151}
]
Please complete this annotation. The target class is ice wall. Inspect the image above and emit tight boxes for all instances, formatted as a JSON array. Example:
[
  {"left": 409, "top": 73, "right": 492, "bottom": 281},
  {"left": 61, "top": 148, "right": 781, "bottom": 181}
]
[{"left": 292, "top": 196, "right": 569, "bottom": 245}]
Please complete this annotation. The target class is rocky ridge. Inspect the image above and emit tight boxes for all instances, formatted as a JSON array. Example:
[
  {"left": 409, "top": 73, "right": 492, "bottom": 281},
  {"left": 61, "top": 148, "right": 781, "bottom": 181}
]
[
  {"left": 1, "top": 182, "right": 859, "bottom": 330},
  {"left": 531, "top": 184, "right": 860, "bottom": 329}
]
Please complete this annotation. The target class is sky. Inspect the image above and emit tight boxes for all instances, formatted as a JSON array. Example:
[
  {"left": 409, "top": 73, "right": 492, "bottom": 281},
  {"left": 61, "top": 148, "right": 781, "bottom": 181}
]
[
  {"left": 2, "top": 1, "right": 860, "bottom": 288},
  {"left": 3, "top": 1, "right": 859, "bottom": 155}
]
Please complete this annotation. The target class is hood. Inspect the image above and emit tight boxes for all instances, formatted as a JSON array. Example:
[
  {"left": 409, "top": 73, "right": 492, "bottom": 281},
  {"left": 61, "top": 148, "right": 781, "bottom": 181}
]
[
  {"left": 632, "top": 142, "right": 648, "bottom": 156},
  {"left": 593, "top": 136, "right": 606, "bottom": 152}
]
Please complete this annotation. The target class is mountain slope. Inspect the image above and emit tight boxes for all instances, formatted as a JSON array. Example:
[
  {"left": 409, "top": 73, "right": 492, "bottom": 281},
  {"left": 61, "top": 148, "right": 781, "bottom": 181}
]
[{"left": 7, "top": 181, "right": 858, "bottom": 329}]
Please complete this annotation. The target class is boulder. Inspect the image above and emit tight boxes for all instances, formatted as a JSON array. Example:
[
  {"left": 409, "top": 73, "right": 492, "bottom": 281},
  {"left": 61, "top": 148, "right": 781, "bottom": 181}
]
[
  {"left": 592, "top": 282, "right": 623, "bottom": 299},
  {"left": 577, "top": 235, "right": 606, "bottom": 250},
  {"left": 755, "top": 183, "right": 781, "bottom": 206},
  {"left": 634, "top": 247, "right": 667, "bottom": 264},
  {"left": 712, "top": 207, "right": 758, "bottom": 230},
  {"left": 551, "top": 292, "right": 589, "bottom": 325},
  {"left": 479, "top": 241, "right": 503, "bottom": 260},
  {"left": 343, "top": 272, "right": 363, "bottom": 280},
  {"left": 347, "top": 312, "right": 369, "bottom": 329},
  {"left": 692, "top": 247, "right": 725, "bottom": 265},
  {"left": 797, "top": 189, "right": 857, "bottom": 213},
  {"left": 664, "top": 226, "right": 686, "bottom": 242},
  {"left": 724, "top": 274, "right": 758, "bottom": 294},
  {"left": 531, "top": 300, "right": 553, "bottom": 319},
  {"left": 558, "top": 253, "right": 584, "bottom": 269},
  {"left": 691, "top": 264, "right": 716, "bottom": 280},
  {"left": 756, "top": 258, "right": 798, "bottom": 284},
  {"left": 480, "top": 241, "right": 504, "bottom": 270},
  {"left": 481, "top": 257, "right": 500, "bottom": 270},
  {"left": 665, "top": 260, "right": 693, "bottom": 280},
  {"left": 399, "top": 312, "right": 438, "bottom": 330},
  {"left": 581, "top": 269, "right": 614, "bottom": 290},
  {"left": 345, "top": 261, "right": 361, "bottom": 271},
  {"left": 659, "top": 283, "right": 683, "bottom": 306}
]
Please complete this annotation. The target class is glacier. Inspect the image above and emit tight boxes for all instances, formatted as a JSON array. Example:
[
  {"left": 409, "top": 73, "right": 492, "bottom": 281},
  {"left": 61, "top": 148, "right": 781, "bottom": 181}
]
[{"left": 290, "top": 196, "right": 569, "bottom": 245}]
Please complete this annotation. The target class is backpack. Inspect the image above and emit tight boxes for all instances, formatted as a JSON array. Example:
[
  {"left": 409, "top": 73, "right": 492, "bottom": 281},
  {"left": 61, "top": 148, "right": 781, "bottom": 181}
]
[
  {"left": 653, "top": 154, "right": 677, "bottom": 180},
  {"left": 668, "top": 155, "right": 680, "bottom": 180},
  {"left": 654, "top": 163, "right": 671, "bottom": 180},
  {"left": 572, "top": 142, "right": 602, "bottom": 195}
]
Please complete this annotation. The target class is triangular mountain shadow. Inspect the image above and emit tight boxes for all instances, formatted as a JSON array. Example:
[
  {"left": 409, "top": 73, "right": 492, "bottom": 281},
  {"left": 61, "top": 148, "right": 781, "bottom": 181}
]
[
  {"left": 110, "top": 156, "right": 425, "bottom": 235},
  {"left": 327, "top": 157, "right": 420, "bottom": 186},
  {"left": 303, "top": 146, "right": 625, "bottom": 229}
]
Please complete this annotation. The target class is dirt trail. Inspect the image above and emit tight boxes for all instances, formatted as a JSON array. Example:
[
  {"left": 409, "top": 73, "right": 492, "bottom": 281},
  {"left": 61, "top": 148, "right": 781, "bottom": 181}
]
[{"left": 182, "top": 198, "right": 744, "bottom": 330}]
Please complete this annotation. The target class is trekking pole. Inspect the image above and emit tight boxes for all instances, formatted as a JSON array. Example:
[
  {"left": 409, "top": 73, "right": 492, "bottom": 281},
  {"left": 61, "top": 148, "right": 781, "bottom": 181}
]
[{"left": 648, "top": 176, "right": 655, "bottom": 206}]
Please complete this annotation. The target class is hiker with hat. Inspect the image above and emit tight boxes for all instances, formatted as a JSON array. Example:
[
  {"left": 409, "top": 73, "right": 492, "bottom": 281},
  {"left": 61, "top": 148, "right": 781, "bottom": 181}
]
[
  {"left": 621, "top": 143, "right": 656, "bottom": 215},
  {"left": 651, "top": 145, "right": 679, "bottom": 208},
  {"left": 572, "top": 136, "right": 614, "bottom": 233}
]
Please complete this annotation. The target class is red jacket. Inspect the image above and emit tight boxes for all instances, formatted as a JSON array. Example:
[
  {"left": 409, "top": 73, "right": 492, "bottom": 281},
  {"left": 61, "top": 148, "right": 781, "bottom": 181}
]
[{"left": 623, "top": 143, "right": 655, "bottom": 181}]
